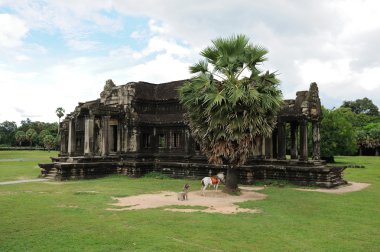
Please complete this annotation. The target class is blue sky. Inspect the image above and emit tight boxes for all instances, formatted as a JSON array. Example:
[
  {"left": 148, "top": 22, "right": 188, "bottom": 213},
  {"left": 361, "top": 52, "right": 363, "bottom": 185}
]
[{"left": 1, "top": 0, "right": 380, "bottom": 124}]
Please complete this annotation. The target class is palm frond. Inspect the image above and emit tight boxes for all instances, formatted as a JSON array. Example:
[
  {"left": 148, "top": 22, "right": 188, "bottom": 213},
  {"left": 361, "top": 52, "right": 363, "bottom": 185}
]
[{"left": 189, "top": 60, "right": 209, "bottom": 74}]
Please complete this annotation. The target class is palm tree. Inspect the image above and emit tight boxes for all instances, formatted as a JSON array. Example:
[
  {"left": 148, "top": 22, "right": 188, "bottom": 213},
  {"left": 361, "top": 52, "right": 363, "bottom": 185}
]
[
  {"left": 15, "top": 130, "right": 26, "bottom": 146},
  {"left": 43, "top": 135, "right": 56, "bottom": 152},
  {"left": 56, "top": 107, "right": 65, "bottom": 135},
  {"left": 25, "top": 128, "right": 37, "bottom": 147},
  {"left": 179, "top": 34, "right": 283, "bottom": 193}
]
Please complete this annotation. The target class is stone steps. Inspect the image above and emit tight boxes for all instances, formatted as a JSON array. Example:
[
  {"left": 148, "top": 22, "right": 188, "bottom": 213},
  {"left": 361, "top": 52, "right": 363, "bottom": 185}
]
[{"left": 45, "top": 168, "right": 58, "bottom": 180}]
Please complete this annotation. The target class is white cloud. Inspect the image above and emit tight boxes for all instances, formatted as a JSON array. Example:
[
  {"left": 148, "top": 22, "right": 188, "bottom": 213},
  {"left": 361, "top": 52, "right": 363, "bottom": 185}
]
[
  {"left": 353, "top": 67, "right": 380, "bottom": 91},
  {"left": 109, "top": 46, "right": 139, "bottom": 59},
  {"left": 296, "top": 58, "right": 352, "bottom": 86},
  {"left": 1, "top": 0, "right": 121, "bottom": 46},
  {"left": 15, "top": 54, "right": 30, "bottom": 61},
  {"left": 139, "top": 36, "right": 192, "bottom": 59},
  {"left": 0, "top": 14, "right": 28, "bottom": 48},
  {"left": 329, "top": 0, "right": 380, "bottom": 38},
  {"left": 110, "top": 34, "right": 193, "bottom": 61},
  {"left": 148, "top": 19, "right": 169, "bottom": 34},
  {"left": 67, "top": 39, "right": 99, "bottom": 51},
  {"left": 130, "top": 30, "right": 146, "bottom": 39},
  {"left": 123, "top": 53, "right": 191, "bottom": 83}
]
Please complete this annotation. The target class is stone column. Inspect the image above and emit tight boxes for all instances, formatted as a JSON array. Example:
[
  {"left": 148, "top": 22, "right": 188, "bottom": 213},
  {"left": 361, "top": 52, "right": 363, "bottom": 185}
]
[
  {"left": 312, "top": 121, "right": 321, "bottom": 160},
  {"left": 68, "top": 119, "right": 76, "bottom": 156},
  {"left": 123, "top": 126, "right": 129, "bottom": 152},
  {"left": 60, "top": 132, "right": 67, "bottom": 154},
  {"left": 290, "top": 122, "right": 298, "bottom": 159},
  {"left": 256, "top": 136, "right": 263, "bottom": 157},
  {"left": 272, "top": 129, "right": 278, "bottom": 159},
  {"left": 299, "top": 120, "right": 308, "bottom": 161},
  {"left": 277, "top": 122, "right": 286, "bottom": 160},
  {"left": 117, "top": 124, "right": 121, "bottom": 153},
  {"left": 119, "top": 124, "right": 125, "bottom": 153},
  {"left": 101, "top": 116, "right": 110, "bottom": 156},
  {"left": 84, "top": 116, "right": 94, "bottom": 156},
  {"left": 265, "top": 137, "right": 272, "bottom": 159}
]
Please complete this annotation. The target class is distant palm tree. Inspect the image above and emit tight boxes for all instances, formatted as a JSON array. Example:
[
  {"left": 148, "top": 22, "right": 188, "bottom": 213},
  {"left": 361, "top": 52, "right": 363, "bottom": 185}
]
[
  {"left": 179, "top": 34, "right": 283, "bottom": 193},
  {"left": 43, "top": 135, "right": 56, "bottom": 152},
  {"left": 25, "top": 128, "right": 37, "bottom": 147},
  {"left": 56, "top": 107, "right": 65, "bottom": 134},
  {"left": 15, "top": 130, "right": 26, "bottom": 146}
]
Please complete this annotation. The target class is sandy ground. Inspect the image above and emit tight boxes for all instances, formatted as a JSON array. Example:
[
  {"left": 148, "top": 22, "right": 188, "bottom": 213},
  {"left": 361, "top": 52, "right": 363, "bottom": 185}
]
[
  {"left": 107, "top": 182, "right": 370, "bottom": 214},
  {"left": 295, "top": 182, "right": 370, "bottom": 194},
  {"left": 108, "top": 187, "right": 267, "bottom": 214}
]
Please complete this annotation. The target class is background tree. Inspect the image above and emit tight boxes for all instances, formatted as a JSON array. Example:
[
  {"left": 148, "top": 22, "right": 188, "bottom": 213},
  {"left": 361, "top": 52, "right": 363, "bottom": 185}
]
[
  {"left": 320, "top": 107, "right": 357, "bottom": 158},
  {"left": 341, "top": 97, "right": 379, "bottom": 116},
  {"left": 179, "top": 34, "right": 282, "bottom": 193},
  {"left": 38, "top": 129, "right": 49, "bottom": 148},
  {"left": 56, "top": 107, "right": 65, "bottom": 134},
  {"left": 368, "top": 126, "right": 380, "bottom": 156},
  {"left": 43, "top": 135, "right": 56, "bottom": 152},
  {"left": 25, "top": 128, "right": 37, "bottom": 147},
  {"left": 357, "top": 130, "right": 369, "bottom": 156},
  {"left": 358, "top": 123, "right": 380, "bottom": 156},
  {"left": 339, "top": 98, "right": 380, "bottom": 156},
  {"left": 333, "top": 107, "right": 371, "bottom": 128},
  {"left": 15, "top": 130, "right": 26, "bottom": 146},
  {"left": 0, "top": 121, "right": 17, "bottom": 146},
  {"left": 18, "top": 119, "right": 58, "bottom": 146}
]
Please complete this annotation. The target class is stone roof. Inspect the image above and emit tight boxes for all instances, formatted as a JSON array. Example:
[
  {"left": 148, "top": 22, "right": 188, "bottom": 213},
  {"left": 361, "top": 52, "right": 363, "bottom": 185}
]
[{"left": 133, "top": 80, "right": 186, "bottom": 101}]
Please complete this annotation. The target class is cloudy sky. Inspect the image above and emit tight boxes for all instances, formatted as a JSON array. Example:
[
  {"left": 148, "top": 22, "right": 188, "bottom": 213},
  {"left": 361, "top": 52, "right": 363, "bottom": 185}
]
[{"left": 1, "top": 0, "right": 379, "bottom": 125}]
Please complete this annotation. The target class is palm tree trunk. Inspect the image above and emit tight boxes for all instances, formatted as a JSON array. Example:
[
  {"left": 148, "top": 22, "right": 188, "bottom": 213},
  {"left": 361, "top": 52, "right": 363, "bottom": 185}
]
[
  {"left": 58, "top": 118, "right": 60, "bottom": 135},
  {"left": 223, "top": 165, "right": 239, "bottom": 194}
]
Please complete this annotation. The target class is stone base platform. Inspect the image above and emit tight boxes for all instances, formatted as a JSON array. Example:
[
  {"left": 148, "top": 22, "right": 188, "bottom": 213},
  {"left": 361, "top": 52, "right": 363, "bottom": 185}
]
[{"left": 39, "top": 155, "right": 346, "bottom": 188}]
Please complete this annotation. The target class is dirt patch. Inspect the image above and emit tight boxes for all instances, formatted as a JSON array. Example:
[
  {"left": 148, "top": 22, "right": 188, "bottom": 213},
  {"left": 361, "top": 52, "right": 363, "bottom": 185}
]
[
  {"left": 295, "top": 182, "right": 370, "bottom": 194},
  {"left": 108, "top": 188, "right": 266, "bottom": 214}
]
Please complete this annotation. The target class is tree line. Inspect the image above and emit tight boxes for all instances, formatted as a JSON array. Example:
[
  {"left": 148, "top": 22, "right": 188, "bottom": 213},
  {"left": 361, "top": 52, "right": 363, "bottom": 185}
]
[
  {"left": 0, "top": 107, "right": 65, "bottom": 151},
  {"left": 320, "top": 98, "right": 380, "bottom": 157}
]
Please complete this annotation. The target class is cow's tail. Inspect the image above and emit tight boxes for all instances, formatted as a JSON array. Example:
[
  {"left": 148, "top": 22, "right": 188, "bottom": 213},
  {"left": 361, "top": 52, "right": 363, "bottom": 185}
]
[{"left": 201, "top": 179, "right": 205, "bottom": 187}]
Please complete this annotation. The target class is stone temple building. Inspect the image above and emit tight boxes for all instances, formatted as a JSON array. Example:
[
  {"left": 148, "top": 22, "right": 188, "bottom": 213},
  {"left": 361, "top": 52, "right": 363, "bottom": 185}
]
[{"left": 40, "top": 79, "right": 346, "bottom": 187}]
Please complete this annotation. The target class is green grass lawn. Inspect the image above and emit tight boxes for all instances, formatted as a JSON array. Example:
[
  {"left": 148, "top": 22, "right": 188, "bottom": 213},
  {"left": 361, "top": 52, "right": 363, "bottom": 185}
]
[
  {"left": 0, "top": 151, "right": 379, "bottom": 251},
  {"left": 0, "top": 150, "right": 58, "bottom": 182}
]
